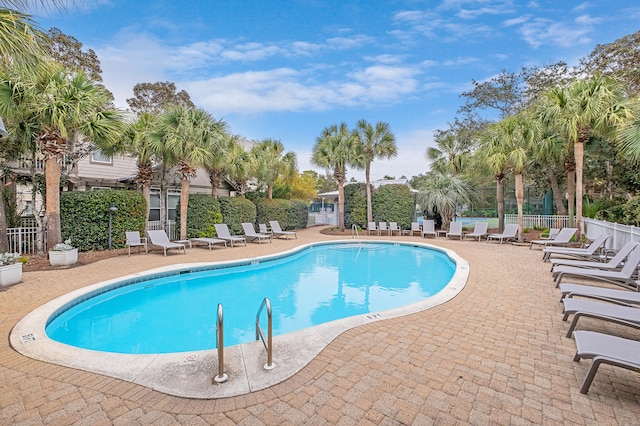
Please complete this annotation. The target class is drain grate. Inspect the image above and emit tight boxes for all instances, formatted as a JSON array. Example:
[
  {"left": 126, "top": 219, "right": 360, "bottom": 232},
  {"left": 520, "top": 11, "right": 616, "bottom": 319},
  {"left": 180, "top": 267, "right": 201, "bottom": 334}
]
[{"left": 21, "top": 334, "right": 36, "bottom": 343}]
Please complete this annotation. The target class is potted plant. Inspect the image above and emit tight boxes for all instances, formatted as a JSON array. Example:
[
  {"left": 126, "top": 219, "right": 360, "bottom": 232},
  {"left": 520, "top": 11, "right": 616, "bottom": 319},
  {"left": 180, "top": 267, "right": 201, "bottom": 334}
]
[
  {"left": 0, "top": 252, "right": 24, "bottom": 288},
  {"left": 49, "top": 239, "right": 78, "bottom": 266}
]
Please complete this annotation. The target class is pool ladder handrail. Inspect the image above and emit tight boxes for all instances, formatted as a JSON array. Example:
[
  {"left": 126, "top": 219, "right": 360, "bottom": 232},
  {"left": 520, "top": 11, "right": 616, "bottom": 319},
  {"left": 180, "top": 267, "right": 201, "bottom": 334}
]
[
  {"left": 351, "top": 224, "right": 360, "bottom": 240},
  {"left": 213, "top": 303, "right": 228, "bottom": 383},
  {"left": 255, "top": 297, "right": 275, "bottom": 370}
]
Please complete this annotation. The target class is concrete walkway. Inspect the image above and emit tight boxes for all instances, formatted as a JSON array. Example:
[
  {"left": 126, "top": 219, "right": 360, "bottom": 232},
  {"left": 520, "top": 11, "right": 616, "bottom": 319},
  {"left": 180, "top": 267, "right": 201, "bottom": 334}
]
[{"left": 1, "top": 227, "right": 639, "bottom": 424}]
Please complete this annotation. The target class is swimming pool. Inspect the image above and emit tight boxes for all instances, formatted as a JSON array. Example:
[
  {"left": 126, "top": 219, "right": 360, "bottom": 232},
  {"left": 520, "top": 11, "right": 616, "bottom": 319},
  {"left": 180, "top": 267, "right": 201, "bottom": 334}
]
[
  {"left": 45, "top": 242, "right": 455, "bottom": 354},
  {"left": 12, "top": 240, "right": 468, "bottom": 398}
]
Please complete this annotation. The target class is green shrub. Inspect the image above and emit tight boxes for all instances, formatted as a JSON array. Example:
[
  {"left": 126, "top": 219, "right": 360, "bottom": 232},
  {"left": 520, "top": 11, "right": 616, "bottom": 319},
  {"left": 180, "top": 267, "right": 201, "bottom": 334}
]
[
  {"left": 61, "top": 190, "right": 146, "bottom": 251},
  {"left": 344, "top": 183, "right": 367, "bottom": 229},
  {"left": 256, "top": 198, "right": 308, "bottom": 230},
  {"left": 177, "top": 194, "right": 222, "bottom": 238},
  {"left": 371, "top": 184, "right": 414, "bottom": 230},
  {"left": 218, "top": 196, "right": 257, "bottom": 235}
]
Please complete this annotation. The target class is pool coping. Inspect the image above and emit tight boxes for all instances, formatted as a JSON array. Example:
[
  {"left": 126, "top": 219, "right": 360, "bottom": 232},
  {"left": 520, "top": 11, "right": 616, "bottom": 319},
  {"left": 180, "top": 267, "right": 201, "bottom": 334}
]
[{"left": 10, "top": 240, "right": 469, "bottom": 399}]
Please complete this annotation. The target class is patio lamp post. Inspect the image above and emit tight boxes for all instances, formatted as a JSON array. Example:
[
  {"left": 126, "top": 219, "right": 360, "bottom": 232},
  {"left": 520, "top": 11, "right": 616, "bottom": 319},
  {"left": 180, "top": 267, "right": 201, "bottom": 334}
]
[{"left": 108, "top": 206, "right": 118, "bottom": 249}]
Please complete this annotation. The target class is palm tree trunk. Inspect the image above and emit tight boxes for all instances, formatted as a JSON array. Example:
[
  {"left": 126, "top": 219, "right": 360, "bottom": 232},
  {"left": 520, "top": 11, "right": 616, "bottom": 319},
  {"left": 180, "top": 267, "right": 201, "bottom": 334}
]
[
  {"left": 45, "top": 156, "right": 61, "bottom": 251},
  {"left": 268, "top": 184, "right": 273, "bottom": 199},
  {"left": 365, "top": 163, "right": 372, "bottom": 223},
  {"left": 566, "top": 169, "right": 576, "bottom": 228},
  {"left": 337, "top": 179, "right": 345, "bottom": 232},
  {"left": 574, "top": 141, "right": 585, "bottom": 239},
  {"left": 142, "top": 184, "right": 151, "bottom": 226},
  {"left": 546, "top": 167, "right": 567, "bottom": 215},
  {"left": 496, "top": 175, "right": 504, "bottom": 232},
  {"left": 0, "top": 180, "right": 8, "bottom": 252},
  {"left": 515, "top": 173, "right": 524, "bottom": 242},
  {"left": 179, "top": 177, "right": 190, "bottom": 240}
]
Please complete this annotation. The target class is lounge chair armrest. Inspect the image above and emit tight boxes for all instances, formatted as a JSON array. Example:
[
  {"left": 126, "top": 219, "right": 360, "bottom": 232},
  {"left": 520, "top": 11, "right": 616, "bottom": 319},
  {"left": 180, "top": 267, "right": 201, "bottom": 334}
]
[{"left": 566, "top": 294, "right": 635, "bottom": 307}]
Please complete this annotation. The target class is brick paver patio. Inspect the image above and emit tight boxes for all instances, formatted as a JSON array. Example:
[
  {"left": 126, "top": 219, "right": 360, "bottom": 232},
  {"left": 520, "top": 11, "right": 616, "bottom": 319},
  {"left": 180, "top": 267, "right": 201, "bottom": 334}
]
[{"left": 1, "top": 227, "right": 639, "bottom": 424}]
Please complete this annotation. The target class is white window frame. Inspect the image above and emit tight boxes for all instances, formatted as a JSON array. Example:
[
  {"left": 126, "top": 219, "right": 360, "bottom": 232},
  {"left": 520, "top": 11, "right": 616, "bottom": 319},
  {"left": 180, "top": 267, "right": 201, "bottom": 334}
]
[{"left": 91, "top": 149, "right": 113, "bottom": 165}]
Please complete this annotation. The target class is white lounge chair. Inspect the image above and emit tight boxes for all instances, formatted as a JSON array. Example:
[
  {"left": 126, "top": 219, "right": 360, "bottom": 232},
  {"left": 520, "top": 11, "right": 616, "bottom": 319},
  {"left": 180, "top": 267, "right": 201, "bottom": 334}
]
[
  {"left": 389, "top": 222, "right": 401, "bottom": 236},
  {"left": 559, "top": 282, "right": 640, "bottom": 304},
  {"left": 553, "top": 244, "right": 640, "bottom": 287},
  {"left": 542, "top": 233, "right": 610, "bottom": 262},
  {"left": 190, "top": 237, "right": 227, "bottom": 250},
  {"left": 487, "top": 223, "right": 519, "bottom": 244},
  {"left": 573, "top": 330, "right": 640, "bottom": 394},
  {"left": 379, "top": 222, "right": 389, "bottom": 236},
  {"left": 269, "top": 221, "right": 297, "bottom": 239},
  {"left": 551, "top": 241, "right": 639, "bottom": 274},
  {"left": 464, "top": 222, "right": 488, "bottom": 241},
  {"left": 242, "top": 222, "right": 272, "bottom": 244},
  {"left": 446, "top": 222, "right": 463, "bottom": 240},
  {"left": 421, "top": 220, "right": 436, "bottom": 238},
  {"left": 541, "top": 228, "right": 560, "bottom": 240},
  {"left": 125, "top": 231, "right": 147, "bottom": 256},
  {"left": 214, "top": 224, "right": 247, "bottom": 247},
  {"left": 367, "top": 222, "right": 379, "bottom": 236},
  {"left": 529, "top": 227, "right": 577, "bottom": 250},
  {"left": 147, "top": 230, "right": 186, "bottom": 256},
  {"left": 259, "top": 223, "right": 270, "bottom": 234},
  {"left": 562, "top": 297, "right": 640, "bottom": 338}
]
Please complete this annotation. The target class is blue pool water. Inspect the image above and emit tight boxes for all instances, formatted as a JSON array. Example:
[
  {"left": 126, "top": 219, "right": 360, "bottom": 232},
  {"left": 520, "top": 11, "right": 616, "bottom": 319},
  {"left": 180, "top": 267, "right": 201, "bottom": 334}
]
[{"left": 46, "top": 242, "right": 456, "bottom": 354}]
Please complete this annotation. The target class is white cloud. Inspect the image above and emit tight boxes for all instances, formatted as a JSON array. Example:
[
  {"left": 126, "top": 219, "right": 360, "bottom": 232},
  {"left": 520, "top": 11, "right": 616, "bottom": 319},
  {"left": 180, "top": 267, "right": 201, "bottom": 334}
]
[{"left": 518, "top": 18, "right": 592, "bottom": 48}]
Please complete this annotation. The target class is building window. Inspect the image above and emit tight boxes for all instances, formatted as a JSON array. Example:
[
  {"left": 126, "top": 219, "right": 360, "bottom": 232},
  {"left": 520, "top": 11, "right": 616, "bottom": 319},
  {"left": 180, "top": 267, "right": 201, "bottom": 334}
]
[
  {"left": 149, "top": 191, "right": 160, "bottom": 221},
  {"left": 23, "top": 200, "right": 33, "bottom": 216},
  {"left": 91, "top": 149, "right": 112, "bottom": 164},
  {"left": 167, "top": 191, "right": 180, "bottom": 221},
  {"left": 91, "top": 186, "right": 111, "bottom": 191}
]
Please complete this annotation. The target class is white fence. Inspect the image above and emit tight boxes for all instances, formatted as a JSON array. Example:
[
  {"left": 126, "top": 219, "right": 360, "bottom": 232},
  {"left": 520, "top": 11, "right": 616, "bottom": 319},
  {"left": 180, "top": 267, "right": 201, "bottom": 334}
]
[
  {"left": 7, "top": 226, "right": 42, "bottom": 255},
  {"left": 505, "top": 214, "right": 640, "bottom": 251},
  {"left": 146, "top": 220, "right": 178, "bottom": 240}
]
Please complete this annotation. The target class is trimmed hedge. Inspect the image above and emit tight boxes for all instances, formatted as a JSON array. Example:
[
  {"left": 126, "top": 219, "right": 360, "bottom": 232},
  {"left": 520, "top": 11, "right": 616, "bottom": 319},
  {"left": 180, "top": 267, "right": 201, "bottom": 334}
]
[
  {"left": 256, "top": 198, "right": 308, "bottom": 230},
  {"left": 177, "top": 194, "right": 223, "bottom": 238},
  {"left": 371, "top": 184, "right": 414, "bottom": 230},
  {"left": 60, "top": 190, "right": 146, "bottom": 251},
  {"left": 344, "top": 183, "right": 367, "bottom": 229},
  {"left": 218, "top": 196, "right": 257, "bottom": 235}
]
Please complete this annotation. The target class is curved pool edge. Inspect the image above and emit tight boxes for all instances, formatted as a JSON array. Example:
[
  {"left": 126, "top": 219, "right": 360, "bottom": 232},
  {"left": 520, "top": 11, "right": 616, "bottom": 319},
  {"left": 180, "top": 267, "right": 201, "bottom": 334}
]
[{"left": 10, "top": 240, "right": 469, "bottom": 399}]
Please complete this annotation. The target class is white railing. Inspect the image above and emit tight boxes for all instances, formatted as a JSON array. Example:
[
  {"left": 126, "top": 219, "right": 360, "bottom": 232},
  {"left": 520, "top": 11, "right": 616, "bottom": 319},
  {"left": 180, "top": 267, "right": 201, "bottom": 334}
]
[
  {"left": 7, "top": 226, "right": 42, "bottom": 255},
  {"left": 504, "top": 214, "right": 571, "bottom": 230},
  {"left": 146, "top": 220, "right": 178, "bottom": 240},
  {"left": 583, "top": 218, "right": 640, "bottom": 251}
]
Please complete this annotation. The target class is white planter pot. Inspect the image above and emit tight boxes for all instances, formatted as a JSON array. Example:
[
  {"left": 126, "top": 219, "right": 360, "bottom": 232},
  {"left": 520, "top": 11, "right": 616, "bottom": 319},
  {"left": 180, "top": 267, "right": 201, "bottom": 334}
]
[
  {"left": 0, "top": 263, "right": 23, "bottom": 288},
  {"left": 49, "top": 248, "right": 78, "bottom": 266}
]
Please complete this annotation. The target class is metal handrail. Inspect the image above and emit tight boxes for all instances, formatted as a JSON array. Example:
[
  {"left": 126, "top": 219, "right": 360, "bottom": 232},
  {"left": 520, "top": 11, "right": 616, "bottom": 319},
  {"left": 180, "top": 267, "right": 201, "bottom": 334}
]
[
  {"left": 213, "top": 303, "right": 228, "bottom": 383},
  {"left": 255, "top": 297, "right": 275, "bottom": 370},
  {"left": 351, "top": 224, "right": 359, "bottom": 239}
]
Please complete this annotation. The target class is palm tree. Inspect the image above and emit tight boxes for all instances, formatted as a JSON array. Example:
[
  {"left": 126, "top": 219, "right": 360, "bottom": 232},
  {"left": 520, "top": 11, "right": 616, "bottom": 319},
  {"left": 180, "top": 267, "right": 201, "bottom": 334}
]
[
  {"left": 427, "top": 131, "right": 473, "bottom": 175},
  {"left": 415, "top": 172, "right": 475, "bottom": 229},
  {"left": 251, "top": 139, "right": 297, "bottom": 199},
  {"left": 0, "top": 62, "right": 123, "bottom": 249},
  {"left": 226, "top": 141, "right": 251, "bottom": 196},
  {"left": 538, "top": 76, "right": 632, "bottom": 236},
  {"left": 312, "top": 123, "right": 364, "bottom": 232},
  {"left": 122, "top": 112, "right": 158, "bottom": 224},
  {"left": 0, "top": 8, "right": 45, "bottom": 70},
  {"left": 204, "top": 132, "right": 236, "bottom": 198},
  {"left": 482, "top": 114, "right": 534, "bottom": 242},
  {"left": 353, "top": 119, "right": 397, "bottom": 223},
  {"left": 149, "top": 106, "right": 227, "bottom": 240}
]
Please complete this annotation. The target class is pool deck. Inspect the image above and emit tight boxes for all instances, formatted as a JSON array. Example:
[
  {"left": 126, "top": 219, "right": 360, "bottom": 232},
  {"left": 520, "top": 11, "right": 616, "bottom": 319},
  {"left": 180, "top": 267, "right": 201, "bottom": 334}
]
[{"left": 1, "top": 226, "right": 640, "bottom": 424}]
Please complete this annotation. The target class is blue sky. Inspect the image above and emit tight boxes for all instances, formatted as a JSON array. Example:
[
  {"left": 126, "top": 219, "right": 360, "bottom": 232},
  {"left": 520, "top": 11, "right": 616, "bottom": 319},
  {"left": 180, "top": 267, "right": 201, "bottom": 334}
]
[{"left": 34, "top": 0, "right": 640, "bottom": 181}]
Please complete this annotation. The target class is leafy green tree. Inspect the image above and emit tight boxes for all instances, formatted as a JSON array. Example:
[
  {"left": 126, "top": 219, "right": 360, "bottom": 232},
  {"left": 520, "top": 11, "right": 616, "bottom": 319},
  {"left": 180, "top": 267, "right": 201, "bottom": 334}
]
[
  {"left": 251, "top": 139, "right": 297, "bottom": 199},
  {"left": 45, "top": 28, "right": 103, "bottom": 83},
  {"left": 415, "top": 172, "right": 475, "bottom": 229},
  {"left": 538, "top": 76, "right": 632, "bottom": 236},
  {"left": 352, "top": 119, "right": 397, "bottom": 223},
  {"left": 126, "top": 81, "right": 195, "bottom": 115},
  {"left": 312, "top": 123, "right": 364, "bottom": 232},
  {"left": 0, "top": 62, "right": 123, "bottom": 249},
  {"left": 149, "top": 106, "right": 227, "bottom": 240}
]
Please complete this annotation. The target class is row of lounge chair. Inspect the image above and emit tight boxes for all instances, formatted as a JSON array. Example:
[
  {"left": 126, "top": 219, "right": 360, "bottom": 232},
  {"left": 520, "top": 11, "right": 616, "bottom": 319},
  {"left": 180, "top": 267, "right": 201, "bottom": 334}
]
[
  {"left": 542, "top": 234, "right": 640, "bottom": 394},
  {"left": 125, "top": 221, "right": 297, "bottom": 256}
]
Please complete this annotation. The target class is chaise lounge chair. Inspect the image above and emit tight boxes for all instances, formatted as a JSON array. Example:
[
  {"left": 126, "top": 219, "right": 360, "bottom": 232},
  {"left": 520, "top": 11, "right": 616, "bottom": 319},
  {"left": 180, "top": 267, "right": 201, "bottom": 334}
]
[
  {"left": 542, "top": 233, "right": 610, "bottom": 262},
  {"left": 446, "top": 222, "right": 463, "bottom": 240},
  {"left": 214, "top": 224, "right": 247, "bottom": 247},
  {"left": 573, "top": 330, "right": 640, "bottom": 394},
  {"left": 421, "top": 220, "right": 436, "bottom": 238},
  {"left": 125, "top": 231, "right": 147, "bottom": 256},
  {"left": 553, "top": 244, "right": 640, "bottom": 287},
  {"left": 147, "top": 230, "right": 186, "bottom": 256},
  {"left": 529, "top": 227, "right": 578, "bottom": 250},
  {"left": 562, "top": 297, "right": 640, "bottom": 338},
  {"left": 464, "top": 222, "right": 488, "bottom": 241},
  {"left": 367, "top": 222, "right": 379, "bottom": 236},
  {"left": 551, "top": 241, "right": 639, "bottom": 273},
  {"left": 559, "top": 282, "right": 640, "bottom": 304},
  {"left": 190, "top": 237, "right": 227, "bottom": 250},
  {"left": 269, "top": 221, "right": 297, "bottom": 239},
  {"left": 487, "top": 223, "right": 519, "bottom": 244},
  {"left": 242, "top": 222, "right": 272, "bottom": 244}
]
